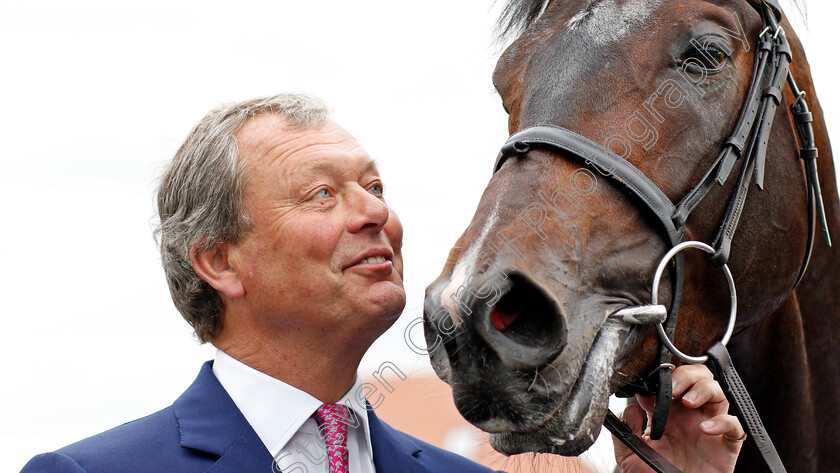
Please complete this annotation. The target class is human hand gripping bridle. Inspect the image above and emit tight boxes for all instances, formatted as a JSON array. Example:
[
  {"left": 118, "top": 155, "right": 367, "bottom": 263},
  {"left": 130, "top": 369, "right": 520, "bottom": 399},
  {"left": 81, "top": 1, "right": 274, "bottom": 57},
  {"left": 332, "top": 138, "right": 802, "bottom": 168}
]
[{"left": 491, "top": 1, "right": 831, "bottom": 471}]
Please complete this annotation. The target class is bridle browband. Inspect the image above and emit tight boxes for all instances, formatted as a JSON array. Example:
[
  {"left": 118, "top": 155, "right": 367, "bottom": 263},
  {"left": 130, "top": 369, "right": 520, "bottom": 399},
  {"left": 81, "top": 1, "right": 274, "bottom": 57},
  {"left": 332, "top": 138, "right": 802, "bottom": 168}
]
[{"left": 491, "top": 1, "right": 830, "bottom": 471}]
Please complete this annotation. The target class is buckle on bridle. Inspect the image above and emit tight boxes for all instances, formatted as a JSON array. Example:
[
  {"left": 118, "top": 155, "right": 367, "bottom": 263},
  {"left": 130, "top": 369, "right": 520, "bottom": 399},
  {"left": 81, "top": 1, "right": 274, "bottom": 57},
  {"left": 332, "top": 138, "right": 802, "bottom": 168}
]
[
  {"left": 651, "top": 241, "right": 738, "bottom": 364},
  {"left": 759, "top": 26, "right": 771, "bottom": 39}
]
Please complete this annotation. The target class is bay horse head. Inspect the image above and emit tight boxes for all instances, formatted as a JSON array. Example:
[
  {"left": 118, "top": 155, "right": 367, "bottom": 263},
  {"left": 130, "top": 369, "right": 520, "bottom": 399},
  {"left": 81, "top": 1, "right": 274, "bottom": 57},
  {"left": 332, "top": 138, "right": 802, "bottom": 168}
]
[{"left": 424, "top": 0, "right": 838, "bottom": 467}]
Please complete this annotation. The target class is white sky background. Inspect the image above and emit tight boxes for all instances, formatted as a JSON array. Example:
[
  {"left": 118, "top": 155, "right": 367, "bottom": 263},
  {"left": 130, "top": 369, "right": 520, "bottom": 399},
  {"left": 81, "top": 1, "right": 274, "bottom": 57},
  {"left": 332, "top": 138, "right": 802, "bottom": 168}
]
[{"left": 1, "top": 1, "right": 837, "bottom": 471}]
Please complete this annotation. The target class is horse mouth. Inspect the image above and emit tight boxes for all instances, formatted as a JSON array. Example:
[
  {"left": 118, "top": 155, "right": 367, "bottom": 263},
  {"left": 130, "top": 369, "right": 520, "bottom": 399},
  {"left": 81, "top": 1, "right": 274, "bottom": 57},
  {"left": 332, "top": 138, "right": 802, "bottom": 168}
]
[
  {"left": 484, "top": 321, "right": 627, "bottom": 456},
  {"left": 427, "top": 267, "right": 642, "bottom": 456}
]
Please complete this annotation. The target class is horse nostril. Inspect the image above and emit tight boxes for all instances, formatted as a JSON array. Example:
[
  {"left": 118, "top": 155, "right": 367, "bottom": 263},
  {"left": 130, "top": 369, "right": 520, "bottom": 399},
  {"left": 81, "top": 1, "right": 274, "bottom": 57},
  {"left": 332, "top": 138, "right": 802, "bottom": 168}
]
[
  {"left": 490, "top": 274, "right": 562, "bottom": 347},
  {"left": 479, "top": 274, "right": 566, "bottom": 370},
  {"left": 490, "top": 305, "right": 521, "bottom": 331}
]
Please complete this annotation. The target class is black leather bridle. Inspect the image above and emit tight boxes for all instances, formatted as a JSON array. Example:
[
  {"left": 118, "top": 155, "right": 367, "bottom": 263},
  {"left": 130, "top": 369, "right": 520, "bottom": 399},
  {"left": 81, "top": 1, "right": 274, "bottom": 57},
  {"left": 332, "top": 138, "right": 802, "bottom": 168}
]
[{"left": 491, "top": 1, "right": 830, "bottom": 471}]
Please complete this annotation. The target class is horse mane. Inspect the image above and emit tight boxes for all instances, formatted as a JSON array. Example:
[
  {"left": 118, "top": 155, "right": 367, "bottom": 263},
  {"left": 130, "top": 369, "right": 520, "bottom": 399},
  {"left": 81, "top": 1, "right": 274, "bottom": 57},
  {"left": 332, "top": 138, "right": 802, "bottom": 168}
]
[
  {"left": 495, "top": 0, "right": 807, "bottom": 42},
  {"left": 495, "top": 0, "right": 549, "bottom": 41}
]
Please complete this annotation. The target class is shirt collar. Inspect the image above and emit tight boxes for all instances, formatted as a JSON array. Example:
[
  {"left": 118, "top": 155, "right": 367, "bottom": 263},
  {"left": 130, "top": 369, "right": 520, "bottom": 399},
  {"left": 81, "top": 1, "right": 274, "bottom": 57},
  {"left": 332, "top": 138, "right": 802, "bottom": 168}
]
[{"left": 211, "top": 349, "right": 374, "bottom": 460}]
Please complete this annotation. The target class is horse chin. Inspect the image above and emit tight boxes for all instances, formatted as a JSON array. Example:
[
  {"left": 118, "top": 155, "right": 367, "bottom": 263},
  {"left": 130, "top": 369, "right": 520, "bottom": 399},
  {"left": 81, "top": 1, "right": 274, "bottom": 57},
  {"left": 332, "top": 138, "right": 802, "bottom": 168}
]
[{"left": 488, "top": 322, "right": 625, "bottom": 456}]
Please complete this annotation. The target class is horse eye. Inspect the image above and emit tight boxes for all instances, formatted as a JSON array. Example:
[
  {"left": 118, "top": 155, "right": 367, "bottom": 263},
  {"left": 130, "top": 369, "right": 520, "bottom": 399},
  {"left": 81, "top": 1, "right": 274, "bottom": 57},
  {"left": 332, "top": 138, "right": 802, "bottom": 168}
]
[{"left": 679, "top": 46, "right": 727, "bottom": 74}]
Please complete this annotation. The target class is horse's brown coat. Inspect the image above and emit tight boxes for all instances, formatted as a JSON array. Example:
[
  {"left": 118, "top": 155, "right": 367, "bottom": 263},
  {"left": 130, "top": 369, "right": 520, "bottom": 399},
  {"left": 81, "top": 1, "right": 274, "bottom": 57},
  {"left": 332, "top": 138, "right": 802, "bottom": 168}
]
[{"left": 423, "top": 1, "right": 838, "bottom": 471}]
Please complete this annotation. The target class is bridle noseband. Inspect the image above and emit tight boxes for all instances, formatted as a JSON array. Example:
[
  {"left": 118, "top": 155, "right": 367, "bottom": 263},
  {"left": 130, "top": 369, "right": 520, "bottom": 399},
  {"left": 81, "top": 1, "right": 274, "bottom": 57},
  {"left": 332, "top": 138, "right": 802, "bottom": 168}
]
[{"left": 491, "top": 1, "right": 830, "bottom": 471}]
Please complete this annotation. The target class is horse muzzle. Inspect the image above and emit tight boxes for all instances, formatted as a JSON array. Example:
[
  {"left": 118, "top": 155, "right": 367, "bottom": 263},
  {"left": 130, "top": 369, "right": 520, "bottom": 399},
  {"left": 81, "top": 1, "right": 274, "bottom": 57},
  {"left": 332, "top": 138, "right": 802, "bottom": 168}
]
[{"left": 425, "top": 269, "right": 568, "bottom": 374}]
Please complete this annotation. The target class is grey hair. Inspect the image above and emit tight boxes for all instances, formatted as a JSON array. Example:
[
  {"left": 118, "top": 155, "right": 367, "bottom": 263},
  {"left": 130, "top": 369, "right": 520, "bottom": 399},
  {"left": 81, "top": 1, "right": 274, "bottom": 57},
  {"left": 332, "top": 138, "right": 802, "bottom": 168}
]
[{"left": 155, "top": 93, "right": 332, "bottom": 343}]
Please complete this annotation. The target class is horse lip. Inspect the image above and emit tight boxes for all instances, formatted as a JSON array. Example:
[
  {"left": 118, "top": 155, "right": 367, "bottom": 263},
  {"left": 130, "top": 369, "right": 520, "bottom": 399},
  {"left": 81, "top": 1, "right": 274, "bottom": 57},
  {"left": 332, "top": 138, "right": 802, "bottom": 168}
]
[
  {"left": 482, "top": 322, "right": 625, "bottom": 454},
  {"left": 474, "top": 410, "right": 558, "bottom": 434},
  {"left": 474, "top": 418, "right": 517, "bottom": 433}
]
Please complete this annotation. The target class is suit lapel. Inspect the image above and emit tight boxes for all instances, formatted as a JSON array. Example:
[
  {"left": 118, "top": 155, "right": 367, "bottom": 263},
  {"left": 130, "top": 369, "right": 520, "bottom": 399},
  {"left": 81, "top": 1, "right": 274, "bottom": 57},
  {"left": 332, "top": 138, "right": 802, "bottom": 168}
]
[
  {"left": 368, "top": 408, "right": 434, "bottom": 473},
  {"left": 173, "top": 361, "right": 275, "bottom": 473},
  {"left": 173, "top": 362, "right": 441, "bottom": 473}
]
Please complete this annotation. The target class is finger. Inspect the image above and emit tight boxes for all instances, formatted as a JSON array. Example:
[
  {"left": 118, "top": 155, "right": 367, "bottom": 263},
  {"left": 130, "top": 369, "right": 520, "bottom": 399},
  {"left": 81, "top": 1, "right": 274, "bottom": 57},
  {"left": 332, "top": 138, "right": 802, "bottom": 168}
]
[
  {"left": 622, "top": 404, "right": 647, "bottom": 437},
  {"left": 700, "top": 414, "right": 746, "bottom": 445},
  {"left": 670, "top": 364, "right": 715, "bottom": 398},
  {"left": 635, "top": 393, "right": 656, "bottom": 414},
  {"left": 681, "top": 378, "right": 728, "bottom": 413}
]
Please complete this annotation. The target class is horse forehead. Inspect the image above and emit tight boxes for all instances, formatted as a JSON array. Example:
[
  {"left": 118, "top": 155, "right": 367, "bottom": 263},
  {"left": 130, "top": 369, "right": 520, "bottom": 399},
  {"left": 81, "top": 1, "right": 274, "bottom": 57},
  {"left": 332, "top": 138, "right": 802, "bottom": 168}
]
[
  {"left": 514, "top": 0, "right": 666, "bottom": 124},
  {"left": 562, "top": 0, "right": 663, "bottom": 45}
]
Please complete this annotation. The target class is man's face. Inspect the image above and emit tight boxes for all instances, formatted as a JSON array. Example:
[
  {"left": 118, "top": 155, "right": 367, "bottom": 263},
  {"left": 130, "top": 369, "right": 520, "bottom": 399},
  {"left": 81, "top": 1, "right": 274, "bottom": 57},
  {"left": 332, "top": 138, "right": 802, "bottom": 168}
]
[{"left": 229, "top": 115, "right": 405, "bottom": 343}]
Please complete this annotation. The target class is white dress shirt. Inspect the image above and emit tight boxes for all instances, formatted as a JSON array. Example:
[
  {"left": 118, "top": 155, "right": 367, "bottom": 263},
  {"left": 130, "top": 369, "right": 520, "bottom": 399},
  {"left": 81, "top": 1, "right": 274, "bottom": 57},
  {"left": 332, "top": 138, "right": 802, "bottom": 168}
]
[{"left": 212, "top": 349, "right": 376, "bottom": 473}]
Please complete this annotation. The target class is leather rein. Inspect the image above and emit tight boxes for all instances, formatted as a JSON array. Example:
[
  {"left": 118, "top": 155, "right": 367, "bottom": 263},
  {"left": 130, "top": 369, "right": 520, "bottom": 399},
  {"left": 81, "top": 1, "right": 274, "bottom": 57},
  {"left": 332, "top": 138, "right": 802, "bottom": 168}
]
[{"left": 491, "top": 1, "right": 831, "bottom": 471}]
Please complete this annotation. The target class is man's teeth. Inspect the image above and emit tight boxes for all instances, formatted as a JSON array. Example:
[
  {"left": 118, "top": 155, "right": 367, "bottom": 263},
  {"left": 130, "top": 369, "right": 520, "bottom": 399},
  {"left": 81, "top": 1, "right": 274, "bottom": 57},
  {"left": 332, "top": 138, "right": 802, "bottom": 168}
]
[{"left": 360, "top": 256, "right": 387, "bottom": 264}]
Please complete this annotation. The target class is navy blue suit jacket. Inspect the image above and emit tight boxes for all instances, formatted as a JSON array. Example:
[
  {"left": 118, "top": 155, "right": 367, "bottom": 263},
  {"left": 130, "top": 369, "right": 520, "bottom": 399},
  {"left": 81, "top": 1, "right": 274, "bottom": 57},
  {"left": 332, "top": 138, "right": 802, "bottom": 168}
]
[{"left": 21, "top": 362, "right": 499, "bottom": 473}]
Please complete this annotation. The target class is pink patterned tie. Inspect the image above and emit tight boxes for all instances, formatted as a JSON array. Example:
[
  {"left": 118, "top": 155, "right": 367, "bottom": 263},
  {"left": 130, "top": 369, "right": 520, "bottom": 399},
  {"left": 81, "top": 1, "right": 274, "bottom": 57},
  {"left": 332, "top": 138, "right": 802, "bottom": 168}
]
[{"left": 312, "top": 404, "right": 350, "bottom": 473}]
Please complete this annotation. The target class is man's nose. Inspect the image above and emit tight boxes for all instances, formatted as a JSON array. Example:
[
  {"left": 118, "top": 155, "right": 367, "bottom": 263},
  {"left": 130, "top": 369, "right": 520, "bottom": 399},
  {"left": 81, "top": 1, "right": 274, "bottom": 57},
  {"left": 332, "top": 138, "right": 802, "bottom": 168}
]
[{"left": 346, "top": 186, "right": 390, "bottom": 233}]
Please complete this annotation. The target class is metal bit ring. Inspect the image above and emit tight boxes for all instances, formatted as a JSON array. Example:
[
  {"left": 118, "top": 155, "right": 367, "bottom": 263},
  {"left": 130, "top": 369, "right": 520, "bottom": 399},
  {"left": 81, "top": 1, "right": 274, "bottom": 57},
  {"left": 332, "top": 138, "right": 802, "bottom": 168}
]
[{"left": 652, "top": 241, "right": 738, "bottom": 364}]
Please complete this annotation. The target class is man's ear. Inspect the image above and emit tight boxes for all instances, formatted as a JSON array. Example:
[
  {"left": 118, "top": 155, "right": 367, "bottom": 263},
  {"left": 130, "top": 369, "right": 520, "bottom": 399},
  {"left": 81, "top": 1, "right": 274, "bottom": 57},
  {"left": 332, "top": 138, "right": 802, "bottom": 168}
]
[{"left": 190, "top": 243, "right": 246, "bottom": 299}]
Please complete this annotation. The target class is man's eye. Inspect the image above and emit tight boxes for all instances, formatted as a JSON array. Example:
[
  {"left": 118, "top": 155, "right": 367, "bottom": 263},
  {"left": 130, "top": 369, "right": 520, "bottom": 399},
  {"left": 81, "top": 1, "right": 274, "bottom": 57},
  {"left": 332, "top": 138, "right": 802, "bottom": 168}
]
[
  {"left": 368, "top": 184, "right": 383, "bottom": 196},
  {"left": 316, "top": 188, "right": 332, "bottom": 199}
]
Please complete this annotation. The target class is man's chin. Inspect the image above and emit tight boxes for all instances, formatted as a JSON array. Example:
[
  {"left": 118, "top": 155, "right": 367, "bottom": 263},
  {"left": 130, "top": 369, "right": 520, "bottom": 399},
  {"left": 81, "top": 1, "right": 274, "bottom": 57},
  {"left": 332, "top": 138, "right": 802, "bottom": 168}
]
[
  {"left": 376, "top": 287, "right": 407, "bottom": 322},
  {"left": 357, "top": 283, "right": 405, "bottom": 321}
]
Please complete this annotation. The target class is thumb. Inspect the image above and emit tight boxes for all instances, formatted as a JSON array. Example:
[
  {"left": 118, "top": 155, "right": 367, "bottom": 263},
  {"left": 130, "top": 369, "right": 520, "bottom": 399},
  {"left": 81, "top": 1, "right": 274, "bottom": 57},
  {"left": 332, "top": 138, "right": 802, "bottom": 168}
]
[{"left": 622, "top": 404, "right": 647, "bottom": 436}]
